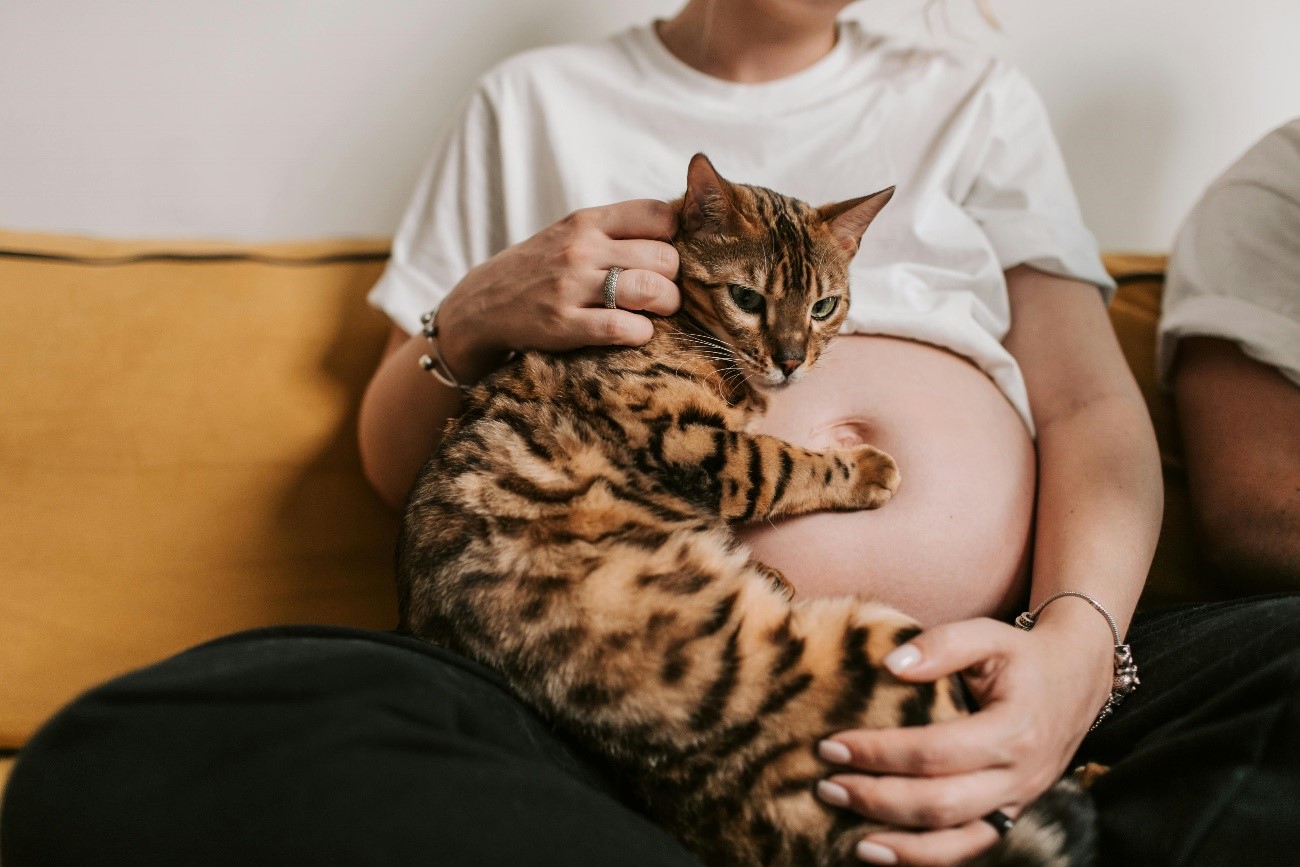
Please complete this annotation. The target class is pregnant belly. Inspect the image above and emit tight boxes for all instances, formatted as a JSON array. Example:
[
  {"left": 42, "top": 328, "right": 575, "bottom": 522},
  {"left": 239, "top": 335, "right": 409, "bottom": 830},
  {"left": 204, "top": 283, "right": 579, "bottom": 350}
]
[{"left": 736, "top": 335, "right": 1036, "bottom": 627}]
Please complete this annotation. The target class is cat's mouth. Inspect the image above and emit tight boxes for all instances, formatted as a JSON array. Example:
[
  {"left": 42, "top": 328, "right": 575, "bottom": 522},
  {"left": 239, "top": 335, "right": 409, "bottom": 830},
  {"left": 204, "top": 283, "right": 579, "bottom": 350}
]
[
  {"left": 751, "top": 360, "right": 810, "bottom": 390},
  {"left": 723, "top": 343, "right": 812, "bottom": 391}
]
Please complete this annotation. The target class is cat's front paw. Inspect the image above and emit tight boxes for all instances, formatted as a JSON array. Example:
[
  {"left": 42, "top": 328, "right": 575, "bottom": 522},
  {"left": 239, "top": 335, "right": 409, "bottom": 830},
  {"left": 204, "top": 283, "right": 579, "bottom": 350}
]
[{"left": 848, "top": 445, "right": 900, "bottom": 509}]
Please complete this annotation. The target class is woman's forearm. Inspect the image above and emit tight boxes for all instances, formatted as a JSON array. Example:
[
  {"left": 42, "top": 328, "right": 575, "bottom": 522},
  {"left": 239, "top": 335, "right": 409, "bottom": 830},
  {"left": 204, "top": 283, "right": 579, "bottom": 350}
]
[
  {"left": 1002, "top": 264, "right": 1162, "bottom": 667},
  {"left": 358, "top": 328, "right": 465, "bottom": 510},
  {"left": 1028, "top": 391, "right": 1162, "bottom": 640},
  {"left": 1019, "top": 389, "right": 1161, "bottom": 728},
  {"left": 358, "top": 318, "right": 509, "bottom": 510}
]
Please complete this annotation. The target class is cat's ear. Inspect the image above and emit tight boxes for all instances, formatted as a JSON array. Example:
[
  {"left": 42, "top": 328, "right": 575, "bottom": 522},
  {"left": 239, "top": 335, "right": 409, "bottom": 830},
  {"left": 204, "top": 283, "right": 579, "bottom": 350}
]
[
  {"left": 818, "top": 186, "right": 895, "bottom": 255},
  {"left": 682, "top": 153, "right": 737, "bottom": 233}
]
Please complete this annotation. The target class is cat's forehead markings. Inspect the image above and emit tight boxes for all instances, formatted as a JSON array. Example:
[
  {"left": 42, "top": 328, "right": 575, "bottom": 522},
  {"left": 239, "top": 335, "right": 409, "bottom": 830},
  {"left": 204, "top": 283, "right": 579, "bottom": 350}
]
[{"left": 768, "top": 199, "right": 817, "bottom": 297}]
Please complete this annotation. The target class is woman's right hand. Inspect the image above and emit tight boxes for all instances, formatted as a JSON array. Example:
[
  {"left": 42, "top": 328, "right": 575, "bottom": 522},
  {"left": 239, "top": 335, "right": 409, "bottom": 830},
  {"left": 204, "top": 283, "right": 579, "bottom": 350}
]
[{"left": 435, "top": 199, "right": 682, "bottom": 382}]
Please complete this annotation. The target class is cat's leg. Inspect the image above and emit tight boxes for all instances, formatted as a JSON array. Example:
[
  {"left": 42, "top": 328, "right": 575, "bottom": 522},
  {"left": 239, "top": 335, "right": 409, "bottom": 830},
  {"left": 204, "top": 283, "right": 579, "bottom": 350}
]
[
  {"left": 705, "top": 597, "right": 1095, "bottom": 867},
  {"left": 661, "top": 592, "right": 968, "bottom": 867},
  {"left": 656, "top": 425, "right": 901, "bottom": 523}
]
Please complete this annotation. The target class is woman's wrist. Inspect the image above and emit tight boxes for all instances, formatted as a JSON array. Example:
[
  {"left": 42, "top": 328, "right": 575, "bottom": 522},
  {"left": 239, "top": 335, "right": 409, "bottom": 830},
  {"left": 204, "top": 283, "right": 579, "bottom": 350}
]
[
  {"left": 1022, "top": 595, "right": 1137, "bottom": 728},
  {"left": 1027, "top": 594, "right": 1123, "bottom": 652},
  {"left": 432, "top": 284, "right": 512, "bottom": 386}
]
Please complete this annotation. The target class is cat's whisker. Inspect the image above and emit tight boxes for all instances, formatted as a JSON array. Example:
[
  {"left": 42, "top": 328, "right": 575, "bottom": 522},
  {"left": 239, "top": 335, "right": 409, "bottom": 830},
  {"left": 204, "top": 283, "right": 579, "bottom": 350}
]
[
  {"left": 698, "top": 341, "right": 734, "bottom": 356},
  {"left": 663, "top": 349, "right": 735, "bottom": 371},
  {"left": 666, "top": 351, "right": 738, "bottom": 391},
  {"left": 720, "top": 366, "right": 756, "bottom": 389},
  {"left": 679, "top": 331, "right": 733, "bottom": 350},
  {"left": 682, "top": 341, "right": 734, "bottom": 358},
  {"left": 684, "top": 348, "right": 734, "bottom": 360},
  {"left": 687, "top": 333, "right": 730, "bottom": 349},
  {"left": 677, "top": 354, "right": 739, "bottom": 373},
  {"left": 686, "top": 340, "right": 731, "bottom": 351}
]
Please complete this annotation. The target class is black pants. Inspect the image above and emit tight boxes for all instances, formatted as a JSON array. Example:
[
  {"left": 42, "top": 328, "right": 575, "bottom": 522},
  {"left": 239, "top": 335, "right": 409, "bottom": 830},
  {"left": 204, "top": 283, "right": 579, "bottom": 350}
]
[{"left": 4, "top": 595, "right": 1299, "bottom": 866}]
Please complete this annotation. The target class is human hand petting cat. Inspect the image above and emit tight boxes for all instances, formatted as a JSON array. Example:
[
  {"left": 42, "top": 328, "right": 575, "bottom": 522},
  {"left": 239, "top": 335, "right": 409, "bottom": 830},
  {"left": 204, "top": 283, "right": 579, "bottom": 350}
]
[
  {"left": 436, "top": 199, "right": 682, "bottom": 381},
  {"left": 815, "top": 612, "right": 1114, "bottom": 866}
]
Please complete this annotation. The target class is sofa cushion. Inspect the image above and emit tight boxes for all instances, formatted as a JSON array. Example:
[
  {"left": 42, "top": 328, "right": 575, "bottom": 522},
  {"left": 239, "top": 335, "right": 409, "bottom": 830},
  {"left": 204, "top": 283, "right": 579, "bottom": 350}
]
[{"left": 0, "top": 232, "right": 400, "bottom": 751}]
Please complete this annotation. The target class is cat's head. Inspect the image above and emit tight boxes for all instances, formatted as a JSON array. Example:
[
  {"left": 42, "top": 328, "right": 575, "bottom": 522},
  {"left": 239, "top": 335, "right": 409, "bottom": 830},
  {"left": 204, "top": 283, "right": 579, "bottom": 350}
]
[{"left": 673, "top": 153, "right": 893, "bottom": 389}]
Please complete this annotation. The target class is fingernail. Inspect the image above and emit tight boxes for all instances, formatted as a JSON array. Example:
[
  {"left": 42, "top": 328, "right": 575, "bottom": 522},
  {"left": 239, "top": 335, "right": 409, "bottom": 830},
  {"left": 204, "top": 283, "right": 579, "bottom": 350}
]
[
  {"left": 818, "top": 739, "right": 852, "bottom": 764},
  {"left": 856, "top": 839, "right": 899, "bottom": 864},
  {"left": 816, "top": 780, "right": 851, "bottom": 807},
  {"left": 884, "top": 643, "right": 921, "bottom": 674}
]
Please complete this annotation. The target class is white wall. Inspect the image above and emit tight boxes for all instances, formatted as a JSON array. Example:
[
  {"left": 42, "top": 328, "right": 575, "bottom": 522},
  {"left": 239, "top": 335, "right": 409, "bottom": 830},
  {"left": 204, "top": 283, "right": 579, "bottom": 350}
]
[{"left": 1, "top": 0, "right": 1296, "bottom": 250}]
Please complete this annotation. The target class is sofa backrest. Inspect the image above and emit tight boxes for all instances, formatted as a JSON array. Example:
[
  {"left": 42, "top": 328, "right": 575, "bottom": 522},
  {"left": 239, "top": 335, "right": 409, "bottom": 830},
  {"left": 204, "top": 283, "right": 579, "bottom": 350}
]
[
  {"left": 0, "top": 232, "right": 399, "bottom": 750},
  {"left": 0, "top": 234, "right": 1212, "bottom": 751}
]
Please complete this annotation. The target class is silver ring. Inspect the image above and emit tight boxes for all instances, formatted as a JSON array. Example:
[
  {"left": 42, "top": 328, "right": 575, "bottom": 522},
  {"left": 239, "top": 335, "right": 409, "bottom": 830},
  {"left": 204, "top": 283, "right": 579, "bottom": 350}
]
[{"left": 603, "top": 267, "right": 622, "bottom": 309}]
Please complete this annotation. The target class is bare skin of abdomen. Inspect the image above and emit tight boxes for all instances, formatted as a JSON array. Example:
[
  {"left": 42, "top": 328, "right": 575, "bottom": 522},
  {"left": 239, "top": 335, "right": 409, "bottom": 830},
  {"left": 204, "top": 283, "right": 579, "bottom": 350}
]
[{"left": 737, "top": 335, "right": 1036, "bottom": 627}]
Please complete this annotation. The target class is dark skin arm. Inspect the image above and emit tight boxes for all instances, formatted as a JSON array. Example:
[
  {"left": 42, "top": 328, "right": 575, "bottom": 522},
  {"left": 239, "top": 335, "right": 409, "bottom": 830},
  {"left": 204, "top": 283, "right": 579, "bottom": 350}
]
[{"left": 1172, "top": 336, "right": 1300, "bottom": 590}]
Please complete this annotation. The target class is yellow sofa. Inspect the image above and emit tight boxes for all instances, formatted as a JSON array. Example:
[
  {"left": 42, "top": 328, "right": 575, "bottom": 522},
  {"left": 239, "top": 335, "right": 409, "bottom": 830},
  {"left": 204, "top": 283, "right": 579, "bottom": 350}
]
[{"left": 0, "top": 232, "right": 1223, "bottom": 798}]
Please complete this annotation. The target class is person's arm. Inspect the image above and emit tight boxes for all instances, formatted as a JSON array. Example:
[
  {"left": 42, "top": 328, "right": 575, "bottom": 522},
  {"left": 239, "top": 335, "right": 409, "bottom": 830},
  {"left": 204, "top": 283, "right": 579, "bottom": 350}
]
[
  {"left": 1003, "top": 264, "right": 1161, "bottom": 639},
  {"left": 814, "top": 266, "right": 1162, "bottom": 867},
  {"left": 1173, "top": 336, "right": 1300, "bottom": 589},
  {"left": 358, "top": 200, "right": 681, "bottom": 510},
  {"left": 358, "top": 325, "right": 487, "bottom": 510}
]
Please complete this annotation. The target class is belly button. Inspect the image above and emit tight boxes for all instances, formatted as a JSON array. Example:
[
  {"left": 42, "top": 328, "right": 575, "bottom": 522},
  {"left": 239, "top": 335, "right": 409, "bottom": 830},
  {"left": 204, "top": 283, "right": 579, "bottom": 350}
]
[{"left": 808, "top": 418, "right": 873, "bottom": 449}]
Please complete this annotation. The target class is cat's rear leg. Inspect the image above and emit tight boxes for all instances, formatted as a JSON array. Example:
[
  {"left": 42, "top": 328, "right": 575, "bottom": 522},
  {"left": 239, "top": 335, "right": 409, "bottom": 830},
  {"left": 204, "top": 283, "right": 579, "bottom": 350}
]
[
  {"left": 742, "top": 600, "right": 1095, "bottom": 867},
  {"left": 708, "top": 599, "right": 969, "bottom": 866}
]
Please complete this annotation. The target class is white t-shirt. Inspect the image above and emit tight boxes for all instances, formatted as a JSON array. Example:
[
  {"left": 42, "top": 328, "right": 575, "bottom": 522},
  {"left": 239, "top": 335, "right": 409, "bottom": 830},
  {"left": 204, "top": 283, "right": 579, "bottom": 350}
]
[
  {"left": 1160, "top": 118, "right": 1300, "bottom": 388},
  {"left": 369, "top": 20, "right": 1114, "bottom": 433}
]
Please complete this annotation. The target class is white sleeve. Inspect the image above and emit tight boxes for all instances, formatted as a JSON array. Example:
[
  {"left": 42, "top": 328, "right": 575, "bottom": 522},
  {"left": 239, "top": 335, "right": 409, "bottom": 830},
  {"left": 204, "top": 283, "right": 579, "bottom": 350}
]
[
  {"left": 367, "top": 85, "right": 507, "bottom": 335},
  {"left": 1160, "top": 170, "right": 1300, "bottom": 389},
  {"left": 961, "top": 65, "right": 1115, "bottom": 300}
]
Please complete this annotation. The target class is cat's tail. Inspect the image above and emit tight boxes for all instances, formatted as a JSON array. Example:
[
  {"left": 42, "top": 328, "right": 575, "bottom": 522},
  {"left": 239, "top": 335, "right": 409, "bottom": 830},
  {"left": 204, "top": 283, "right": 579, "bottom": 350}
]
[{"left": 965, "top": 775, "right": 1098, "bottom": 867}]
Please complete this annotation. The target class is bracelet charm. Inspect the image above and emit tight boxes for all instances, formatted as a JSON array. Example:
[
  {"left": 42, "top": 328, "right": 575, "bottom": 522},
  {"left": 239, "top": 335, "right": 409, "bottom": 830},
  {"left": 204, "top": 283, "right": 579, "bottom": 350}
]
[{"left": 1015, "top": 591, "right": 1139, "bottom": 732}]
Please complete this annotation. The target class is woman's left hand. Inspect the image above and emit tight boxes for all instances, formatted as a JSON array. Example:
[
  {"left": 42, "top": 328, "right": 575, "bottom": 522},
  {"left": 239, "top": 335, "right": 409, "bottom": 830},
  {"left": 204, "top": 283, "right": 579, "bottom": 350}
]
[{"left": 814, "top": 615, "right": 1113, "bottom": 866}]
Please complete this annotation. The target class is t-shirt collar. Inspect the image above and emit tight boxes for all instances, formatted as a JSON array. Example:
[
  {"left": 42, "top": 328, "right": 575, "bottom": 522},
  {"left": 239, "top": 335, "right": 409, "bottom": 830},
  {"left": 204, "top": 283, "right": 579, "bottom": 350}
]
[{"left": 631, "top": 20, "right": 854, "bottom": 116}]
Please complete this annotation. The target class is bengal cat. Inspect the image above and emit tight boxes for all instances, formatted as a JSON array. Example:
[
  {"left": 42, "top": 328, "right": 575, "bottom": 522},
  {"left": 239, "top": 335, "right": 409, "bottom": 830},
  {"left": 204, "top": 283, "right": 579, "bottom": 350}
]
[{"left": 396, "top": 154, "right": 1096, "bottom": 866}]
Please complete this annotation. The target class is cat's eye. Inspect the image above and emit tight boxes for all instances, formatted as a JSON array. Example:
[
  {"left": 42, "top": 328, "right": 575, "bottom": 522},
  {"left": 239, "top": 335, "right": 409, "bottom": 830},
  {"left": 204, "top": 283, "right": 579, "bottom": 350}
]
[
  {"left": 810, "top": 296, "right": 840, "bottom": 320},
  {"left": 727, "top": 284, "right": 765, "bottom": 313}
]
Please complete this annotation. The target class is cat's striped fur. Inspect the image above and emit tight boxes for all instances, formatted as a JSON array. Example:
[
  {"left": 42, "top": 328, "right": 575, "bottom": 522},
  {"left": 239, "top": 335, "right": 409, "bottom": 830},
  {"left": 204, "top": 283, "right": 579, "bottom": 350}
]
[{"left": 397, "top": 155, "right": 1096, "bottom": 866}]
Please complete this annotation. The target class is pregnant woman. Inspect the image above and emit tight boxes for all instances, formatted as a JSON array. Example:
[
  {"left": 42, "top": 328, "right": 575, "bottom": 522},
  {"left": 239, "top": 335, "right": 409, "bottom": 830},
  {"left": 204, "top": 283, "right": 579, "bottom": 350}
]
[
  {"left": 354, "top": 2, "right": 1297, "bottom": 864},
  {"left": 4, "top": 2, "right": 1296, "bottom": 866},
  {"left": 360, "top": 3, "right": 1152, "bottom": 861}
]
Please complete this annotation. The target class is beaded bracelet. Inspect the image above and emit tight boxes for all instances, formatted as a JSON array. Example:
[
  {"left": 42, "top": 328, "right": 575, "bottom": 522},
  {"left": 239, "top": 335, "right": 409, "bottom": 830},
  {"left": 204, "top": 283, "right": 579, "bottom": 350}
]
[{"left": 1015, "top": 591, "right": 1140, "bottom": 731}]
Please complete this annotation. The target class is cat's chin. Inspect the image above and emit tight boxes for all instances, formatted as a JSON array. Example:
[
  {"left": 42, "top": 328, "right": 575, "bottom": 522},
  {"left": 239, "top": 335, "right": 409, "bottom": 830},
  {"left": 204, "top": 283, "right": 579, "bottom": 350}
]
[{"left": 752, "top": 367, "right": 809, "bottom": 391}]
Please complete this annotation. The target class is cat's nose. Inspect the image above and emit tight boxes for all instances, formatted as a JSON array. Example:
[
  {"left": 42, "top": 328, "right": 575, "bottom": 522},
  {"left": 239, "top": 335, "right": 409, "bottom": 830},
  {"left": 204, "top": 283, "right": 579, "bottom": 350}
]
[{"left": 775, "top": 354, "right": 804, "bottom": 376}]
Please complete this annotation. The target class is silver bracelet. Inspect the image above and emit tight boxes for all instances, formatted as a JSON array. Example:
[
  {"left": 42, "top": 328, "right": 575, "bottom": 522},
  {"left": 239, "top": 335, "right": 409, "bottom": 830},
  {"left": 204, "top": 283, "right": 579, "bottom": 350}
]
[
  {"left": 417, "top": 309, "right": 471, "bottom": 392},
  {"left": 1015, "top": 591, "right": 1140, "bottom": 731}
]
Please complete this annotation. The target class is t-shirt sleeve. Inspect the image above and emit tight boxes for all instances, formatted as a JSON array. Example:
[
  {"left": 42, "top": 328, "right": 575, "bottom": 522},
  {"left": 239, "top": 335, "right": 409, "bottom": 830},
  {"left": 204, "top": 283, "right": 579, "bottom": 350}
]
[
  {"left": 367, "top": 85, "right": 507, "bottom": 335},
  {"left": 1159, "top": 150, "right": 1300, "bottom": 388},
  {"left": 961, "top": 65, "right": 1115, "bottom": 300}
]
